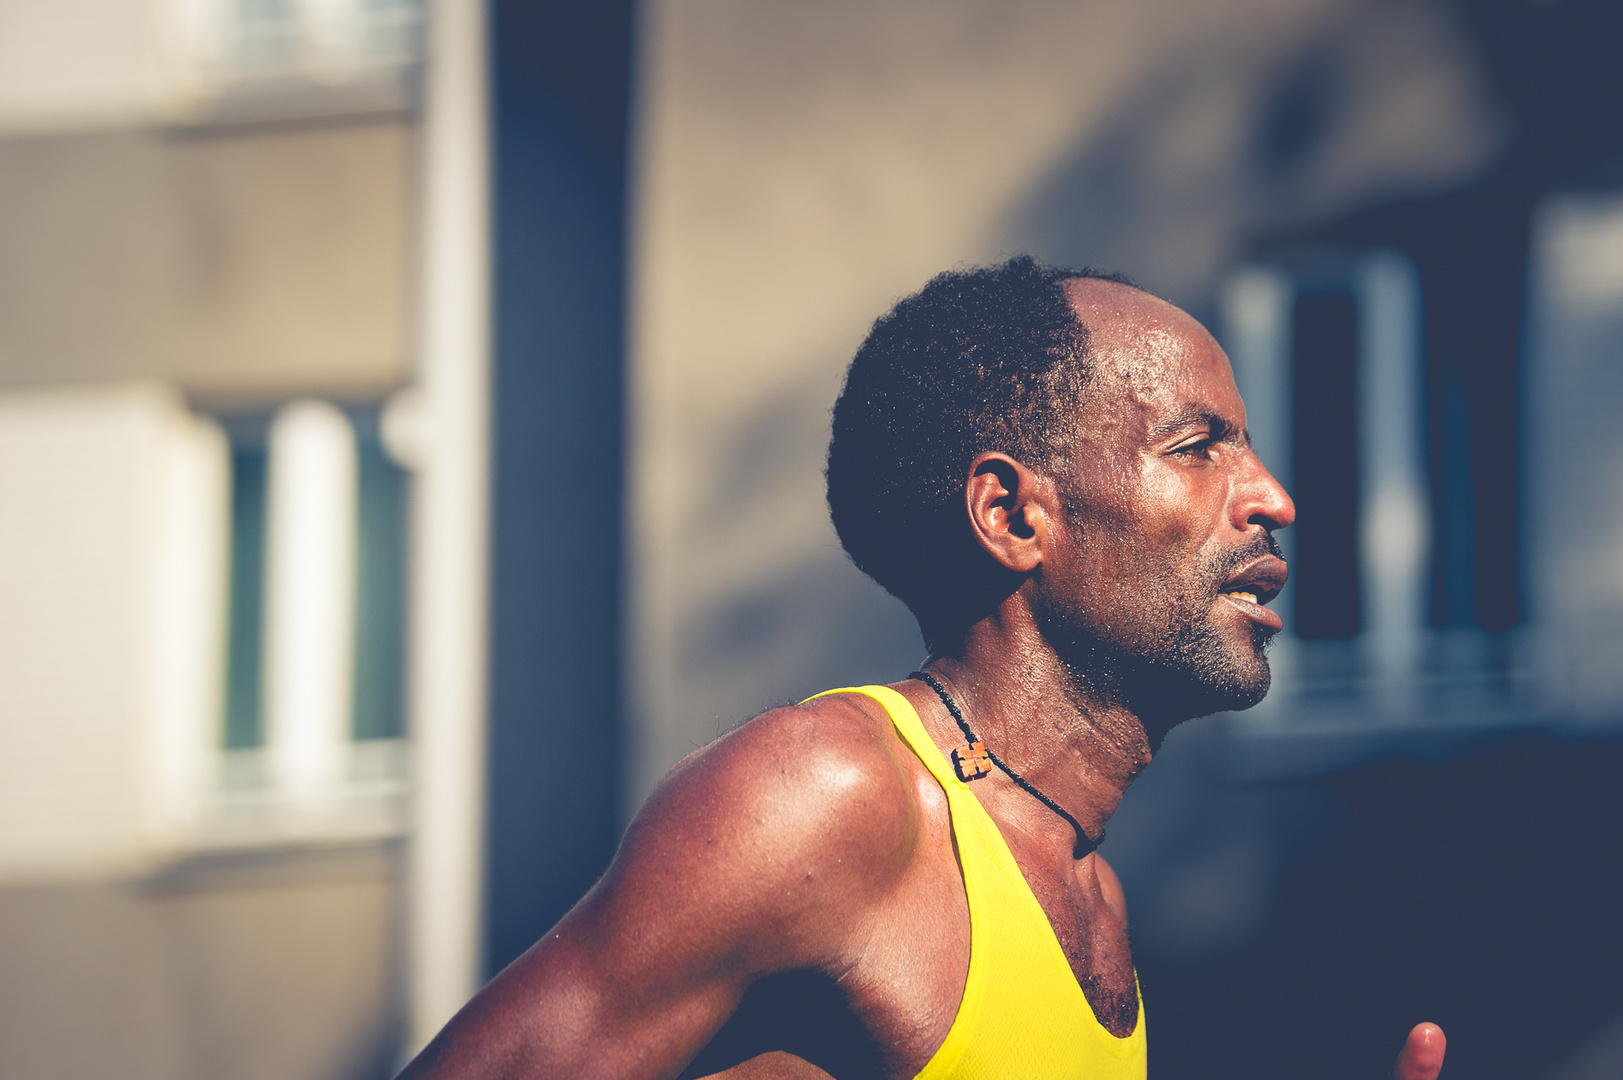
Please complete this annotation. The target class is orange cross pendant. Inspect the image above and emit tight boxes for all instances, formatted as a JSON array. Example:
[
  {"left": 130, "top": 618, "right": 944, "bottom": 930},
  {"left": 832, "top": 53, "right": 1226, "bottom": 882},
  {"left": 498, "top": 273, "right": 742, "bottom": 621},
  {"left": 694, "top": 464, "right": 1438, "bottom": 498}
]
[{"left": 952, "top": 741, "right": 992, "bottom": 782}]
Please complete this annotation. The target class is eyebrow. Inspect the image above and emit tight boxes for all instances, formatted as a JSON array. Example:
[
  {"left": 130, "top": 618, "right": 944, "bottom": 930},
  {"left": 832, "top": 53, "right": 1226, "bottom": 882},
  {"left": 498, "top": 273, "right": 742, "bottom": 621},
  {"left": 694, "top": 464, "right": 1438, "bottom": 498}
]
[{"left": 1147, "top": 405, "right": 1251, "bottom": 447}]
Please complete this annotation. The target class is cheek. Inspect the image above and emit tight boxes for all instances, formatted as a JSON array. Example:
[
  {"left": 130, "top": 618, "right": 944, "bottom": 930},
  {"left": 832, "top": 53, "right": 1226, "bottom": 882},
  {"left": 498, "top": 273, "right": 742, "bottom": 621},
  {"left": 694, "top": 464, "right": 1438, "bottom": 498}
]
[
  {"left": 1138, "top": 488, "right": 1202, "bottom": 550},
  {"left": 1065, "top": 460, "right": 1217, "bottom": 585},
  {"left": 1104, "top": 475, "right": 1205, "bottom": 568}
]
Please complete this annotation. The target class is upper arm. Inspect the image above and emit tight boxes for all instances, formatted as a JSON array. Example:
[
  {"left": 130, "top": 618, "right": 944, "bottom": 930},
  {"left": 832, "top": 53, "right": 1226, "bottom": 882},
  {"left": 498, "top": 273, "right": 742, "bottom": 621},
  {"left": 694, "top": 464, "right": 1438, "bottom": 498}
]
[{"left": 400, "top": 696, "right": 918, "bottom": 1080}]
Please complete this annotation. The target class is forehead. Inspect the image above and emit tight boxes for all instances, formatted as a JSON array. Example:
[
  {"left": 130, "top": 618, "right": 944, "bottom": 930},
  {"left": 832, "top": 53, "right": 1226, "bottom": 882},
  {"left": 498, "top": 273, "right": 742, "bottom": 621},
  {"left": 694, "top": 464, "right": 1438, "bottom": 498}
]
[{"left": 1060, "top": 278, "right": 1242, "bottom": 429}]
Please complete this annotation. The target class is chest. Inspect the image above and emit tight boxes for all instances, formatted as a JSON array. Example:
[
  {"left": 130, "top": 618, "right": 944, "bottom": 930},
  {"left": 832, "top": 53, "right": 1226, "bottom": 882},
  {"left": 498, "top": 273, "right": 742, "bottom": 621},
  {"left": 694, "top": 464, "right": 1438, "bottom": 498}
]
[
  {"left": 843, "top": 806, "right": 1140, "bottom": 1074},
  {"left": 1014, "top": 862, "right": 1139, "bottom": 1037}
]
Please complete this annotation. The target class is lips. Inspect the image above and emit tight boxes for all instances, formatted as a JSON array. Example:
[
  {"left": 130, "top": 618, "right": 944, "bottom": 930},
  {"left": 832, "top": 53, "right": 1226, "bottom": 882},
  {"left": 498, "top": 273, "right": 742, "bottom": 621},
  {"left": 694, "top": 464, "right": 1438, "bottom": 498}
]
[
  {"left": 1220, "top": 554, "right": 1287, "bottom": 605},
  {"left": 1218, "top": 553, "right": 1288, "bottom": 631}
]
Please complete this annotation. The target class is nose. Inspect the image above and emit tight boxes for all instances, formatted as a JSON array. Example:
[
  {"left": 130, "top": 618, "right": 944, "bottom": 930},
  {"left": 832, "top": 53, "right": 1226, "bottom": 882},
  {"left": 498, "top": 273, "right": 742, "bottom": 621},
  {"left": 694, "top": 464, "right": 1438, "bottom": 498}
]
[{"left": 1233, "top": 451, "right": 1295, "bottom": 534}]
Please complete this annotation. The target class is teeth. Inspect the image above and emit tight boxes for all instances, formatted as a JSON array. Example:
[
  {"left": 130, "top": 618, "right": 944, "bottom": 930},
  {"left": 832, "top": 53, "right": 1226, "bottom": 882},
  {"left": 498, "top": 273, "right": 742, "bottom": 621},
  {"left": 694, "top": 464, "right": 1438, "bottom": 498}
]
[{"left": 1227, "top": 590, "right": 1258, "bottom": 604}]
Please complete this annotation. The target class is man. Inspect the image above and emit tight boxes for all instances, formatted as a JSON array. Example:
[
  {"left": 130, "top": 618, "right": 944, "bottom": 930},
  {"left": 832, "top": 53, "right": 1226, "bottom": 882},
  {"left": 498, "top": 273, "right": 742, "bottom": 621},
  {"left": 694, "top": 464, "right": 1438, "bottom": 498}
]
[{"left": 401, "top": 258, "right": 1447, "bottom": 1079}]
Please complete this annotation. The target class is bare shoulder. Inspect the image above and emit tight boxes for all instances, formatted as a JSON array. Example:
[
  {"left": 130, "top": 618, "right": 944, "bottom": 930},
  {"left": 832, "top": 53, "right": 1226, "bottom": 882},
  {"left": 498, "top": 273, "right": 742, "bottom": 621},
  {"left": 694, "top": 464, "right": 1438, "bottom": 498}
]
[
  {"left": 398, "top": 693, "right": 924, "bottom": 1080},
  {"left": 603, "top": 690, "right": 926, "bottom": 962},
  {"left": 638, "top": 691, "right": 922, "bottom": 868}
]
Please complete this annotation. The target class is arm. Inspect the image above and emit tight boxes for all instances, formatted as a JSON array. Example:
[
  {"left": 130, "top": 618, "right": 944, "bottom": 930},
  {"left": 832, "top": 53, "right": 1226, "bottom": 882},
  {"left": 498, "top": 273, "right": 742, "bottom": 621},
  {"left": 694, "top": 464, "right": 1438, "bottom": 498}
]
[{"left": 398, "top": 697, "right": 919, "bottom": 1080}]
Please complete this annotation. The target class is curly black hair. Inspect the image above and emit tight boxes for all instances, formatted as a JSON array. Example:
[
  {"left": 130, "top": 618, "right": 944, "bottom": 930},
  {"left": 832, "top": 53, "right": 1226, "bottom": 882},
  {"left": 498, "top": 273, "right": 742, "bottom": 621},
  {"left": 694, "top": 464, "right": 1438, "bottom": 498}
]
[{"left": 826, "top": 255, "right": 1136, "bottom": 633}]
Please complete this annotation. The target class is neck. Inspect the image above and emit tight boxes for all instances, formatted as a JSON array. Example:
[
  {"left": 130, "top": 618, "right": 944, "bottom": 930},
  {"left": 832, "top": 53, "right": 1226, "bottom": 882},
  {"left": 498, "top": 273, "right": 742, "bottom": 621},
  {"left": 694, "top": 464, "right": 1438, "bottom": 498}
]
[{"left": 921, "top": 613, "right": 1154, "bottom": 858}]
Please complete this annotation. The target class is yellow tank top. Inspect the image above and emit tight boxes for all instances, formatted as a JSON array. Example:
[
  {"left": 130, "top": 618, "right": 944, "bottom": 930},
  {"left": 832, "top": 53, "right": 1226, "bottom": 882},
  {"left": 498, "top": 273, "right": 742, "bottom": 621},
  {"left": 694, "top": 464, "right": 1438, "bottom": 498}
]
[{"left": 814, "top": 686, "right": 1146, "bottom": 1080}]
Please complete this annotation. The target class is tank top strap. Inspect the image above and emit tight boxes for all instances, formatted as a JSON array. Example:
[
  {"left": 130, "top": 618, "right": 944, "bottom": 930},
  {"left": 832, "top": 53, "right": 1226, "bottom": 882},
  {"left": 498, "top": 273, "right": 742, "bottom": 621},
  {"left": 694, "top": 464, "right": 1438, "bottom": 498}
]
[
  {"left": 806, "top": 684, "right": 962, "bottom": 790},
  {"left": 803, "top": 684, "right": 1147, "bottom": 1079}
]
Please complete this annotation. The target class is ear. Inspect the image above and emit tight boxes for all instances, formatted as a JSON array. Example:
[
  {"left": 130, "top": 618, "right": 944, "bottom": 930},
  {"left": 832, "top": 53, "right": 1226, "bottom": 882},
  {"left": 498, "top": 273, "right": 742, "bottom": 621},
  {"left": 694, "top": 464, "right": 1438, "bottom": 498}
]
[{"left": 964, "top": 452, "right": 1056, "bottom": 574}]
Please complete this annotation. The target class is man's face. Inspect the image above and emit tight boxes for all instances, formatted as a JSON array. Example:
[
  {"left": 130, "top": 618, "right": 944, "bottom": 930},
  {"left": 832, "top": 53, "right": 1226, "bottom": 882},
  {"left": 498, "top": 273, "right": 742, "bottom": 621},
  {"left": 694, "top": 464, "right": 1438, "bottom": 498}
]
[{"left": 1035, "top": 280, "right": 1294, "bottom": 730}]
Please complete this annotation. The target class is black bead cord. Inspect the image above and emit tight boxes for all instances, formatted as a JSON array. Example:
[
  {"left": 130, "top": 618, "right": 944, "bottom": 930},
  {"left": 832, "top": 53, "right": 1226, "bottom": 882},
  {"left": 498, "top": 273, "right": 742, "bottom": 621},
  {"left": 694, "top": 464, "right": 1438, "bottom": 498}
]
[{"left": 910, "top": 669, "right": 1102, "bottom": 860}]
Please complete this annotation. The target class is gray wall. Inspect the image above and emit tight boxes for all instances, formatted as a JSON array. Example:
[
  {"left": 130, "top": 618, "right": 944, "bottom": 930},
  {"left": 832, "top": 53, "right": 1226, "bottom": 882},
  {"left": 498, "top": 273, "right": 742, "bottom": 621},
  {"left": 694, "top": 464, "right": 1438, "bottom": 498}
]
[
  {"left": 626, "top": 0, "right": 1503, "bottom": 809},
  {"left": 0, "top": 843, "right": 402, "bottom": 1080},
  {"left": 0, "top": 117, "right": 412, "bottom": 404}
]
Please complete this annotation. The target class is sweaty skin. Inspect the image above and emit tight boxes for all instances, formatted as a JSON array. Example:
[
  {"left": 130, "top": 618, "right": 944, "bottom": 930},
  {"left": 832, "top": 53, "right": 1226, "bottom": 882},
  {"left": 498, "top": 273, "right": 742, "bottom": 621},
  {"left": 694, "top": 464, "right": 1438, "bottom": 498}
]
[{"left": 398, "top": 281, "right": 1445, "bottom": 1080}]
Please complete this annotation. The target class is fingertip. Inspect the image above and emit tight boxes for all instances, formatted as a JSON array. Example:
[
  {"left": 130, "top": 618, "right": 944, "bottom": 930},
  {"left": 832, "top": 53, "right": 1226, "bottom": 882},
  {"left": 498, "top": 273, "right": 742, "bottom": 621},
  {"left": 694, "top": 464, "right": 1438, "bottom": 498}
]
[{"left": 1398, "top": 1022, "right": 1446, "bottom": 1080}]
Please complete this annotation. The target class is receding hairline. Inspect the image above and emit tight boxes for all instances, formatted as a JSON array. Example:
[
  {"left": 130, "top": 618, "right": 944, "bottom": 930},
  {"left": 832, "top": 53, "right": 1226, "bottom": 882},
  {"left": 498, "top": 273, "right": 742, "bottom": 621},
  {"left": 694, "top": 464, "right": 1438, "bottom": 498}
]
[
  {"left": 1059, "top": 276, "right": 1215, "bottom": 381},
  {"left": 1059, "top": 275, "right": 1179, "bottom": 335}
]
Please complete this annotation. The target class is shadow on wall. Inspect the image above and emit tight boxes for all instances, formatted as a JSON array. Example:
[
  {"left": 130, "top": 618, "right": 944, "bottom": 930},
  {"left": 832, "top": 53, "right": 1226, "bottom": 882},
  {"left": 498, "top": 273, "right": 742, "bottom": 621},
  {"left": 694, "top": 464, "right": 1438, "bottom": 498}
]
[
  {"left": 652, "top": 369, "right": 923, "bottom": 760},
  {"left": 682, "top": 550, "right": 923, "bottom": 730},
  {"left": 694, "top": 382, "right": 837, "bottom": 539},
  {"left": 1006, "top": 0, "right": 1504, "bottom": 312}
]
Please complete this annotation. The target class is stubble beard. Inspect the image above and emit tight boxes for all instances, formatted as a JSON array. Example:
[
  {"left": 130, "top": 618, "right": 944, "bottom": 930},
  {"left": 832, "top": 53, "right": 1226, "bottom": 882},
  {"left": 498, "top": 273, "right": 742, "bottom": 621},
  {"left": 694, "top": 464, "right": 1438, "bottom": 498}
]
[
  {"left": 1038, "top": 538, "right": 1280, "bottom": 742},
  {"left": 1134, "top": 605, "right": 1274, "bottom": 719}
]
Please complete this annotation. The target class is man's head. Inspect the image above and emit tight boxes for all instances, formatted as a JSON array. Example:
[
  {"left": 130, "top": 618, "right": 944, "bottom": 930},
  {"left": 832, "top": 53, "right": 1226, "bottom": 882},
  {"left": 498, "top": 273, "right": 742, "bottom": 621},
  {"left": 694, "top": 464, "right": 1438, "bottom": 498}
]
[
  {"left": 826, "top": 256, "right": 1126, "bottom": 627},
  {"left": 827, "top": 257, "right": 1294, "bottom": 728},
  {"left": 1027, "top": 278, "right": 1293, "bottom": 731}
]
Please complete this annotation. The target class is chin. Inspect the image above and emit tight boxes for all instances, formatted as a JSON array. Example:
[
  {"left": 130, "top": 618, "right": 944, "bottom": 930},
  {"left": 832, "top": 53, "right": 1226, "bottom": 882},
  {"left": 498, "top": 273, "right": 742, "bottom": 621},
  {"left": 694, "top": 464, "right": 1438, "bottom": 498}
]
[
  {"left": 1203, "top": 630, "right": 1276, "bottom": 712},
  {"left": 1140, "top": 626, "right": 1275, "bottom": 723},
  {"left": 1213, "top": 660, "right": 1272, "bottom": 711}
]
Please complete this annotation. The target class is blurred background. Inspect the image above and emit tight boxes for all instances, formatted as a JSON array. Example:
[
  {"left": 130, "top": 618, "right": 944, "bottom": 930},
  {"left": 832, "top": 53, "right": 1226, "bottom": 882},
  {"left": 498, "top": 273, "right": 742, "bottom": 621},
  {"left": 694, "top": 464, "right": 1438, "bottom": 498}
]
[{"left": 1, "top": 0, "right": 1621, "bottom": 1077}]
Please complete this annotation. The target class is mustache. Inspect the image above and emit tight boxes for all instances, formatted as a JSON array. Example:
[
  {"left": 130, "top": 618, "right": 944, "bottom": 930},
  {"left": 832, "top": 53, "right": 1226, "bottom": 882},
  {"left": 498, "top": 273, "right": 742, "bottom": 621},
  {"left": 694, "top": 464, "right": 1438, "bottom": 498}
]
[{"left": 1205, "top": 531, "right": 1284, "bottom": 586}]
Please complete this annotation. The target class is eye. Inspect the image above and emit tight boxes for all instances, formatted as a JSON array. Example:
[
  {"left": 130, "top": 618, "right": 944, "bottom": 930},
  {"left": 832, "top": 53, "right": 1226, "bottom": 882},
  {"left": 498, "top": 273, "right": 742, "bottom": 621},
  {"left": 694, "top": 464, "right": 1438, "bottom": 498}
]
[{"left": 1169, "top": 434, "right": 1214, "bottom": 459}]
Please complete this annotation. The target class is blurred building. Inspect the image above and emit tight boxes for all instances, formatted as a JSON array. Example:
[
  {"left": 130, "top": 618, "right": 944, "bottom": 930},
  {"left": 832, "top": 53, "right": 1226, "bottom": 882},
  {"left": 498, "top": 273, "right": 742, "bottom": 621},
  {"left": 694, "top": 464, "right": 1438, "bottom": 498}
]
[{"left": 0, "top": 0, "right": 422, "bottom": 1076}]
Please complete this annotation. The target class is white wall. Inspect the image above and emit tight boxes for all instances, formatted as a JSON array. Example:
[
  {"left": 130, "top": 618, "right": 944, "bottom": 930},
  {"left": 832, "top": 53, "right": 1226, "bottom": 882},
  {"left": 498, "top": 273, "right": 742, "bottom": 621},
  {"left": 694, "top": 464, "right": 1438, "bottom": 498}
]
[
  {"left": 1528, "top": 192, "right": 1623, "bottom": 721},
  {"left": 0, "top": 0, "right": 422, "bottom": 136},
  {"left": 0, "top": 0, "right": 178, "bottom": 134},
  {"left": 0, "top": 383, "right": 228, "bottom": 879}
]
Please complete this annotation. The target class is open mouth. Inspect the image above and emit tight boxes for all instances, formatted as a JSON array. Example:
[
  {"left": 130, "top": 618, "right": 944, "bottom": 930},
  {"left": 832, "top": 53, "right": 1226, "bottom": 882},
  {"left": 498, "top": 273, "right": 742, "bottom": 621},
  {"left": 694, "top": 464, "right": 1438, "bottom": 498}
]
[{"left": 1218, "top": 554, "right": 1288, "bottom": 619}]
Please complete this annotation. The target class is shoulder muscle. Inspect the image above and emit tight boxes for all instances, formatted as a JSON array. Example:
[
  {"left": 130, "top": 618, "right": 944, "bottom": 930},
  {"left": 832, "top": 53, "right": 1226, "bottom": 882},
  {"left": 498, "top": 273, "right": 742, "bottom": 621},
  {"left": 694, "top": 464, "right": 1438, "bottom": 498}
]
[
  {"left": 609, "top": 693, "right": 921, "bottom": 967},
  {"left": 400, "top": 694, "right": 922, "bottom": 1080}
]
